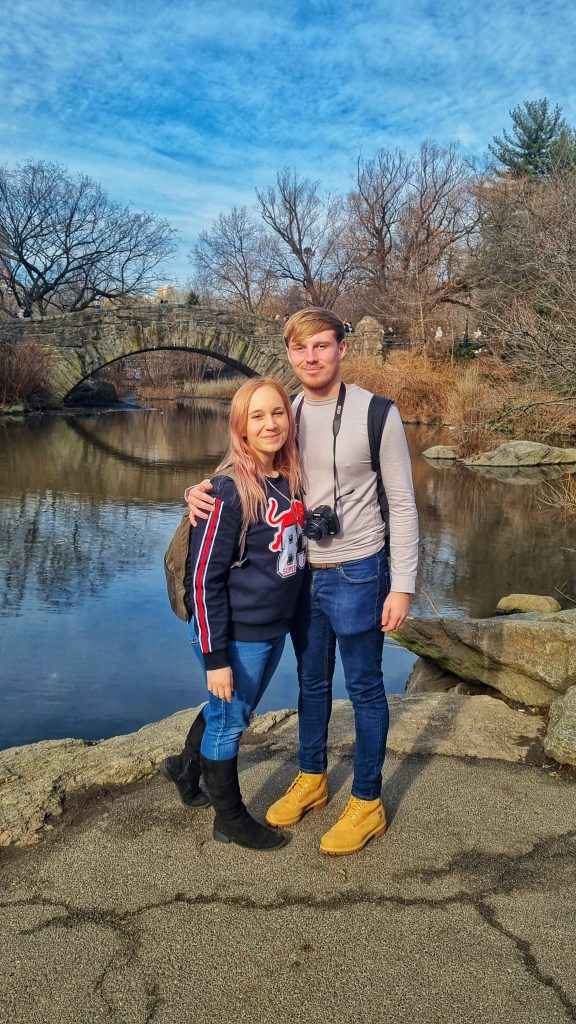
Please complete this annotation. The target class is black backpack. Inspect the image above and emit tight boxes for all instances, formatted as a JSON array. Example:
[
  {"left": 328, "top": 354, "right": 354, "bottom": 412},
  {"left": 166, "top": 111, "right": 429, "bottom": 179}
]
[{"left": 367, "top": 395, "right": 394, "bottom": 554}]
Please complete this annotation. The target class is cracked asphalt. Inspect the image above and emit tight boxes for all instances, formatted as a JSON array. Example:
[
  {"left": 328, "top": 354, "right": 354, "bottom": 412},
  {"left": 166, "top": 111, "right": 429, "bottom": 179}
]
[{"left": 1, "top": 746, "right": 575, "bottom": 1024}]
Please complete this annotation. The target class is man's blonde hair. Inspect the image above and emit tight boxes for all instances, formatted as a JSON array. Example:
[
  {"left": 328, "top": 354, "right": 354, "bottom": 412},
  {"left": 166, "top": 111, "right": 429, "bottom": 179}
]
[{"left": 283, "top": 307, "right": 346, "bottom": 347}]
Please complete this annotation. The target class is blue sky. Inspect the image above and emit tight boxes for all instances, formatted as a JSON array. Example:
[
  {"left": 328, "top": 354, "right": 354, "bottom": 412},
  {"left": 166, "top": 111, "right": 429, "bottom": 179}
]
[{"left": 2, "top": 0, "right": 576, "bottom": 282}]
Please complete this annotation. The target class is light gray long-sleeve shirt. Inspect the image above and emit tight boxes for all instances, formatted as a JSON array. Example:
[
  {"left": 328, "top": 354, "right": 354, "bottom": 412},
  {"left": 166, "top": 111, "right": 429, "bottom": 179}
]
[{"left": 296, "top": 383, "right": 419, "bottom": 593}]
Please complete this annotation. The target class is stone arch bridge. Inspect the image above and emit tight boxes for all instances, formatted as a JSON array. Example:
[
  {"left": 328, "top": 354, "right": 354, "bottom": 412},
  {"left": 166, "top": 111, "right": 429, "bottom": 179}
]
[{"left": 0, "top": 305, "right": 297, "bottom": 401}]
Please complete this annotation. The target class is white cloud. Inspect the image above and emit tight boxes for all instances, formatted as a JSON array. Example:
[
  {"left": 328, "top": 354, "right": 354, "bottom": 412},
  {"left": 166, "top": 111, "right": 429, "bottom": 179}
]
[{"left": 1, "top": 0, "right": 576, "bottom": 280}]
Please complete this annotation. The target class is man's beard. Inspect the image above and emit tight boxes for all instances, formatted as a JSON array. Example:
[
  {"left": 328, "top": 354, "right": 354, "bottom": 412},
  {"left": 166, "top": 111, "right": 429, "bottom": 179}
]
[{"left": 296, "top": 366, "right": 339, "bottom": 390}]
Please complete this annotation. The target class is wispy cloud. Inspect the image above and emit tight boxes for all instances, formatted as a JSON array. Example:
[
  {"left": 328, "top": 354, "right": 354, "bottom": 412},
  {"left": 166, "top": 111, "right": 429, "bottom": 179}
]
[{"left": 1, "top": 0, "right": 575, "bottom": 280}]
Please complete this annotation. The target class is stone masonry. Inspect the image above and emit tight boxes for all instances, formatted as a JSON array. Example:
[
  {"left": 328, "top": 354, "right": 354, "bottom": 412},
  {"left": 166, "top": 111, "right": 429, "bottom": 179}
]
[{"left": 0, "top": 305, "right": 296, "bottom": 401}]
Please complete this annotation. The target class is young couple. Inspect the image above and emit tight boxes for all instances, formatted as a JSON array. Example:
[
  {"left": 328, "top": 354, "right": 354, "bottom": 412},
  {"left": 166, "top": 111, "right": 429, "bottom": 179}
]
[{"left": 161, "top": 307, "right": 419, "bottom": 856}]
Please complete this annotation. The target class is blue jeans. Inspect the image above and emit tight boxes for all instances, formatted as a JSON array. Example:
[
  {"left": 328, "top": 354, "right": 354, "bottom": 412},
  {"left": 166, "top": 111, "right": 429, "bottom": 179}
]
[
  {"left": 291, "top": 550, "right": 390, "bottom": 801},
  {"left": 189, "top": 621, "right": 285, "bottom": 761}
]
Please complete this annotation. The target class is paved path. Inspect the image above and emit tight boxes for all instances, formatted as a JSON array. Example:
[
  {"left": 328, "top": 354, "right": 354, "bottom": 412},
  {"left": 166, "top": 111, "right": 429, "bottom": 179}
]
[{"left": 1, "top": 740, "right": 575, "bottom": 1024}]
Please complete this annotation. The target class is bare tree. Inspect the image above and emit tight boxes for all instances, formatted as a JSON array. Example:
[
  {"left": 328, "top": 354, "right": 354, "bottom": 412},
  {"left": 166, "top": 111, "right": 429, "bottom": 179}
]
[
  {"left": 0, "top": 160, "right": 177, "bottom": 315},
  {"left": 393, "top": 142, "right": 481, "bottom": 345},
  {"left": 191, "top": 206, "right": 274, "bottom": 313},
  {"left": 347, "top": 143, "right": 480, "bottom": 343},
  {"left": 472, "top": 172, "right": 576, "bottom": 392},
  {"left": 256, "top": 169, "right": 355, "bottom": 308},
  {"left": 349, "top": 148, "right": 413, "bottom": 296}
]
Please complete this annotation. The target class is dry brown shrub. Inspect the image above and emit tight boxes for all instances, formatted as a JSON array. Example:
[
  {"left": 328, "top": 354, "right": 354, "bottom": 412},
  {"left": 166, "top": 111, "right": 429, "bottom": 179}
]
[
  {"left": 539, "top": 474, "right": 576, "bottom": 530},
  {"left": 343, "top": 351, "right": 457, "bottom": 423},
  {"left": 0, "top": 341, "right": 53, "bottom": 404},
  {"left": 493, "top": 388, "right": 576, "bottom": 444},
  {"left": 445, "top": 367, "right": 506, "bottom": 456}
]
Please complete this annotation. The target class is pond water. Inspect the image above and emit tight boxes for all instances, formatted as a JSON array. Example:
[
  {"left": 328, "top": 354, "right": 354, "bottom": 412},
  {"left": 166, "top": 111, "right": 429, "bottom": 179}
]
[{"left": 1, "top": 403, "right": 575, "bottom": 751}]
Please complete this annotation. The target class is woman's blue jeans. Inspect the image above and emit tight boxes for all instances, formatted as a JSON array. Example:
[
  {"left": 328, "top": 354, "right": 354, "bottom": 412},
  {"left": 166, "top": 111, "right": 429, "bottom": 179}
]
[
  {"left": 189, "top": 621, "right": 285, "bottom": 761},
  {"left": 290, "top": 550, "right": 390, "bottom": 801}
]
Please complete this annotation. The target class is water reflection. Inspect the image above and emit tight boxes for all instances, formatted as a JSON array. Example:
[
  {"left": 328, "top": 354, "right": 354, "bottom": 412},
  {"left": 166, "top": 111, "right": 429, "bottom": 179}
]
[{"left": 0, "top": 409, "right": 574, "bottom": 750}]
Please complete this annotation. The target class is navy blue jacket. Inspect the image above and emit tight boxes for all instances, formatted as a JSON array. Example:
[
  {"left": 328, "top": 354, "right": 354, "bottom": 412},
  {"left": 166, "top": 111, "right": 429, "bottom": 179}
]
[{"left": 184, "top": 475, "right": 306, "bottom": 670}]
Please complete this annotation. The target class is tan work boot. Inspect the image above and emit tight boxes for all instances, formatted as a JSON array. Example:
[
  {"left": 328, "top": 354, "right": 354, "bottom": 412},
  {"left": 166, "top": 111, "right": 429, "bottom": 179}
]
[
  {"left": 319, "top": 796, "right": 387, "bottom": 856},
  {"left": 266, "top": 771, "right": 328, "bottom": 828}
]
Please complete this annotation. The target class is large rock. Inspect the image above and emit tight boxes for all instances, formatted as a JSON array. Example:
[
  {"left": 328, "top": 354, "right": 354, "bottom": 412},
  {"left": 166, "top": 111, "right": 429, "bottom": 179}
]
[
  {"left": 422, "top": 445, "right": 458, "bottom": 460},
  {"left": 544, "top": 686, "right": 576, "bottom": 766},
  {"left": 0, "top": 707, "right": 196, "bottom": 849},
  {"left": 464, "top": 440, "right": 576, "bottom": 467},
  {"left": 406, "top": 657, "right": 464, "bottom": 694},
  {"left": 351, "top": 316, "right": 384, "bottom": 357},
  {"left": 496, "top": 594, "right": 562, "bottom": 615},
  {"left": 0, "top": 696, "right": 546, "bottom": 849},
  {"left": 406, "top": 656, "right": 494, "bottom": 697},
  {"left": 391, "top": 609, "right": 576, "bottom": 707}
]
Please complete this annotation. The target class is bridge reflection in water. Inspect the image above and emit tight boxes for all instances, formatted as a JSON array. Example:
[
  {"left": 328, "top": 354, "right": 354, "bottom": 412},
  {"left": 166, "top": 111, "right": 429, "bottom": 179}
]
[{"left": 1, "top": 406, "right": 574, "bottom": 750}]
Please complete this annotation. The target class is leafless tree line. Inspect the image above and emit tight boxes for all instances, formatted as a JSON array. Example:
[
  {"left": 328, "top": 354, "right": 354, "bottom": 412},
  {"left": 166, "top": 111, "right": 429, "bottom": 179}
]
[
  {"left": 193, "top": 143, "right": 576, "bottom": 390},
  {"left": 192, "top": 143, "right": 482, "bottom": 345}
]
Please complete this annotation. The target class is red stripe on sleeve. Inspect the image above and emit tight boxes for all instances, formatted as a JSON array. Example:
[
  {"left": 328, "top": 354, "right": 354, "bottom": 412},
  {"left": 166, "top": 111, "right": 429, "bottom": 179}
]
[{"left": 194, "top": 498, "right": 222, "bottom": 650}]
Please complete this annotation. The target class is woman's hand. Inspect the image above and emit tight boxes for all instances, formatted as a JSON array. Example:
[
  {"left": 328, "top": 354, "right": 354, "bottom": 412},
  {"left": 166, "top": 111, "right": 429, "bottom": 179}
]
[
  {"left": 185, "top": 480, "right": 215, "bottom": 526},
  {"left": 207, "top": 667, "right": 234, "bottom": 703}
]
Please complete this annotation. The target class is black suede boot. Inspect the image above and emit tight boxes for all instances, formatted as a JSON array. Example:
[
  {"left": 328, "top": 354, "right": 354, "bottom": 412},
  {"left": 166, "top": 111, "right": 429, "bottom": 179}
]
[
  {"left": 159, "top": 708, "right": 210, "bottom": 808},
  {"left": 201, "top": 755, "right": 286, "bottom": 850}
]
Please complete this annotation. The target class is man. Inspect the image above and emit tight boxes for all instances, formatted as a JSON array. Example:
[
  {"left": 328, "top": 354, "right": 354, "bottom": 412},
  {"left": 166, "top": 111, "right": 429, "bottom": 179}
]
[{"left": 186, "top": 308, "right": 418, "bottom": 855}]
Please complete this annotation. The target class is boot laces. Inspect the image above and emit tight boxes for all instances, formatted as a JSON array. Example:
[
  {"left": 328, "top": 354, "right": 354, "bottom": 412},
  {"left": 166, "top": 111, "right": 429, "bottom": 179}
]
[
  {"left": 342, "top": 797, "right": 366, "bottom": 823},
  {"left": 287, "top": 772, "right": 312, "bottom": 798}
]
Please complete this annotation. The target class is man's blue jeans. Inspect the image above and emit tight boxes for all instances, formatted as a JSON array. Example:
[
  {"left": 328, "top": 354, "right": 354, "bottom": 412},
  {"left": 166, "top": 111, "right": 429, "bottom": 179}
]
[
  {"left": 291, "top": 550, "right": 390, "bottom": 801},
  {"left": 189, "top": 621, "right": 285, "bottom": 761}
]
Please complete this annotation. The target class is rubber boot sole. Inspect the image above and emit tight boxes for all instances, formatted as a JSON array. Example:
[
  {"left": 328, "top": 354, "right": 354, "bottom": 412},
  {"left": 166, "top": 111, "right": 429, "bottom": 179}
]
[
  {"left": 319, "top": 822, "right": 387, "bottom": 857},
  {"left": 159, "top": 759, "right": 211, "bottom": 809},
  {"left": 266, "top": 794, "right": 329, "bottom": 829},
  {"left": 213, "top": 825, "right": 287, "bottom": 850}
]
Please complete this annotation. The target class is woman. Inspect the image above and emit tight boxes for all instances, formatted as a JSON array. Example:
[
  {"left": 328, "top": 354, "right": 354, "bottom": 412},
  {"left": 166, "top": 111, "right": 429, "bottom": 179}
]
[{"left": 161, "top": 377, "right": 305, "bottom": 851}]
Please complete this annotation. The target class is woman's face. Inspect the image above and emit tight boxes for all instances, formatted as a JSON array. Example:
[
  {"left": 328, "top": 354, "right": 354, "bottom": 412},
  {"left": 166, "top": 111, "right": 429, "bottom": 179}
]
[{"left": 245, "top": 385, "right": 289, "bottom": 465}]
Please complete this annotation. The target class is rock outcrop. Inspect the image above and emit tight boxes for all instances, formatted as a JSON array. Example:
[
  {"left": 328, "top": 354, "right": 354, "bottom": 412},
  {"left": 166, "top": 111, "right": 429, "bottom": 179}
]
[
  {"left": 350, "top": 317, "right": 384, "bottom": 357},
  {"left": 392, "top": 609, "right": 576, "bottom": 707},
  {"left": 0, "top": 695, "right": 547, "bottom": 849},
  {"left": 496, "top": 594, "right": 562, "bottom": 615},
  {"left": 422, "top": 445, "right": 458, "bottom": 460},
  {"left": 544, "top": 686, "right": 576, "bottom": 766},
  {"left": 464, "top": 440, "right": 576, "bottom": 467}
]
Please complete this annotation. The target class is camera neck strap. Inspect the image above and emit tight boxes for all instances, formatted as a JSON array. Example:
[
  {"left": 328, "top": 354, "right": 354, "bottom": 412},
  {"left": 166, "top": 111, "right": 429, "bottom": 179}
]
[{"left": 295, "top": 381, "right": 346, "bottom": 513}]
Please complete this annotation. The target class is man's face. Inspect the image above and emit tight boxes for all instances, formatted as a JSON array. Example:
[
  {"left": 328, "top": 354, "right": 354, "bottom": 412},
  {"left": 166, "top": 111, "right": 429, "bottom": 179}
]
[{"left": 286, "top": 329, "right": 346, "bottom": 395}]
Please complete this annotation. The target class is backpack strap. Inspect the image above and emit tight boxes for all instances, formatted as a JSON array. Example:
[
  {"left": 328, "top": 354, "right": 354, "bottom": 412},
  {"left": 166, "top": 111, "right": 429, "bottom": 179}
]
[{"left": 368, "top": 394, "right": 394, "bottom": 554}]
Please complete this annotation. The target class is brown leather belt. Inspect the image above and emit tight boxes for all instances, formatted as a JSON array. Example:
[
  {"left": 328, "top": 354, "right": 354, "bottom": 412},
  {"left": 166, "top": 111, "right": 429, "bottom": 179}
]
[{"left": 309, "top": 561, "right": 341, "bottom": 570}]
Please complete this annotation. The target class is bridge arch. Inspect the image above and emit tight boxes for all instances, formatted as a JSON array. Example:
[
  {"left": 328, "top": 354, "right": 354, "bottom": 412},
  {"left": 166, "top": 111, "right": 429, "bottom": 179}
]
[{"left": 0, "top": 304, "right": 297, "bottom": 402}]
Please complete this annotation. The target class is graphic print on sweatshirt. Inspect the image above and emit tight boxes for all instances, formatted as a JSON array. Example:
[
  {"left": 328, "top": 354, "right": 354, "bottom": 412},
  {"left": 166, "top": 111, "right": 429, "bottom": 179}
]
[{"left": 265, "top": 497, "right": 306, "bottom": 578}]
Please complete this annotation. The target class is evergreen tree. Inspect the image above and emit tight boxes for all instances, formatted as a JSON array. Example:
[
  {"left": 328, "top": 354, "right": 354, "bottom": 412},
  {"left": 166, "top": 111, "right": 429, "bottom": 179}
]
[{"left": 489, "top": 99, "right": 567, "bottom": 177}]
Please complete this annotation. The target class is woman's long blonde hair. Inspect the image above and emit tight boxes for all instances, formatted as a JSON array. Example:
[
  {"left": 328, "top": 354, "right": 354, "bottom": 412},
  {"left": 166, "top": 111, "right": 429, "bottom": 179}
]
[{"left": 215, "top": 376, "right": 302, "bottom": 528}]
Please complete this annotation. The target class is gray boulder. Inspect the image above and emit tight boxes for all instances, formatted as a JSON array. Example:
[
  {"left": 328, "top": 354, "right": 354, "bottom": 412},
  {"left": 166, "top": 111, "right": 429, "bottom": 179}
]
[
  {"left": 350, "top": 316, "right": 383, "bottom": 357},
  {"left": 392, "top": 609, "right": 576, "bottom": 707},
  {"left": 544, "top": 686, "right": 576, "bottom": 767},
  {"left": 496, "top": 594, "right": 562, "bottom": 615},
  {"left": 422, "top": 445, "right": 458, "bottom": 460},
  {"left": 406, "top": 657, "right": 464, "bottom": 694},
  {"left": 464, "top": 440, "right": 576, "bottom": 467}
]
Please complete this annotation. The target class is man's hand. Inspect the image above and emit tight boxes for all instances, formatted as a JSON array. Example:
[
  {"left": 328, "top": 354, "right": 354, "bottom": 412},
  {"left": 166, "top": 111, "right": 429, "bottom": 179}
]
[
  {"left": 207, "top": 667, "right": 234, "bottom": 703},
  {"left": 381, "top": 592, "right": 411, "bottom": 632},
  {"left": 185, "top": 479, "right": 214, "bottom": 526}
]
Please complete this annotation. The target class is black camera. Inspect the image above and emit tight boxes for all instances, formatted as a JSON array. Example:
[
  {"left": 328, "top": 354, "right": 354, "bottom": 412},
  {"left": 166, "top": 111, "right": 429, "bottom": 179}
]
[{"left": 303, "top": 505, "right": 341, "bottom": 541}]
